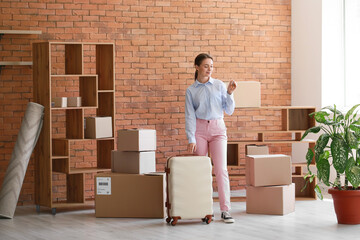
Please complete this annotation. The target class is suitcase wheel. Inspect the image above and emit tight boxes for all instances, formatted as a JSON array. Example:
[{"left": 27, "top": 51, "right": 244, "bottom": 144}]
[
  {"left": 171, "top": 217, "right": 179, "bottom": 226},
  {"left": 202, "top": 215, "right": 212, "bottom": 224}
]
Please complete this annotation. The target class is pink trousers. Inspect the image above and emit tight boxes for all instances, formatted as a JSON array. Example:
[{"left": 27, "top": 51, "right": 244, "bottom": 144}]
[{"left": 195, "top": 118, "right": 231, "bottom": 212}]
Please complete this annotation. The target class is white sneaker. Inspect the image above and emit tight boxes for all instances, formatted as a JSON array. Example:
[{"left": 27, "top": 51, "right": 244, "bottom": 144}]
[{"left": 221, "top": 211, "right": 235, "bottom": 223}]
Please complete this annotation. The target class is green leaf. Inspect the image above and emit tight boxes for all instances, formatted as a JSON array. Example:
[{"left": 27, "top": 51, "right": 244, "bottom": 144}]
[
  {"left": 314, "top": 134, "right": 330, "bottom": 163},
  {"left": 309, "top": 174, "right": 315, "bottom": 183},
  {"left": 334, "top": 176, "right": 341, "bottom": 189},
  {"left": 331, "top": 136, "right": 348, "bottom": 173},
  {"left": 353, "top": 118, "right": 360, "bottom": 125},
  {"left": 301, "top": 179, "right": 309, "bottom": 192},
  {"left": 324, "top": 121, "right": 341, "bottom": 126},
  {"left": 317, "top": 154, "right": 330, "bottom": 186},
  {"left": 349, "top": 124, "right": 360, "bottom": 134},
  {"left": 346, "top": 128, "right": 358, "bottom": 149},
  {"left": 314, "top": 111, "right": 330, "bottom": 123},
  {"left": 309, "top": 112, "right": 316, "bottom": 117},
  {"left": 345, "top": 104, "right": 360, "bottom": 120},
  {"left": 353, "top": 111, "right": 358, "bottom": 122},
  {"left": 314, "top": 185, "right": 323, "bottom": 200},
  {"left": 322, "top": 105, "right": 343, "bottom": 116},
  {"left": 306, "top": 148, "right": 314, "bottom": 165},
  {"left": 357, "top": 149, "right": 360, "bottom": 165},
  {"left": 345, "top": 157, "right": 360, "bottom": 188},
  {"left": 336, "top": 114, "right": 344, "bottom": 122},
  {"left": 301, "top": 126, "right": 321, "bottom": 141}
]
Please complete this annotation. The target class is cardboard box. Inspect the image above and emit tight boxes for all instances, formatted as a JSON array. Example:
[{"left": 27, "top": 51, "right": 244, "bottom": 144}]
[
  {"left": 111, "top": 150, "right": 156, "bottom": 174},
  {"left": 117, "top": 129, "right": 156, "bottom": 151},
  {"left": 228, "top": 81, "right": 261, "bottom": 108},
  {"left": 67, "top": 97, "right": 82, "bottom": 107},
  {"left": 246, "top": 183, "right": 295, "bottom": 215},
  {"left": 85, "top": 116, "right": 113, "bottom": 139},
  {"left": 246, "top": 154, "right": 292, "bottom": 187},
  {"left": 95, "top": 172, "right": 166, "bottom": 218},
  {"left": 52, "top": 97, "right": 67, "bottom": 108},
  {"left": 246, "top": 145, "right": 269, "bottom": 155}
]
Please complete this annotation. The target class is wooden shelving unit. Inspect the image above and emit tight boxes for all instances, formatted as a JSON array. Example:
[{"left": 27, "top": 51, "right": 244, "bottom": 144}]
[
  {"left": 32, "top": 42, "right": 115, "bottom": 214},
  {"left": 226, "top": 106, "right": 317, "bottom": 200}
]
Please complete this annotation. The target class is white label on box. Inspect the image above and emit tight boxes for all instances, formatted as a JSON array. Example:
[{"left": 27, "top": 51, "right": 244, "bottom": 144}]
[{"left": 96, "top": 177, "right": 111, "bottom": 195}]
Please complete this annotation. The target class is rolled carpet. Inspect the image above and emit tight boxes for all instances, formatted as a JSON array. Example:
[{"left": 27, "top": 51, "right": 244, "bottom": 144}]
[{"left": 0, "top": 102, "right": 44, "bottom": 219}]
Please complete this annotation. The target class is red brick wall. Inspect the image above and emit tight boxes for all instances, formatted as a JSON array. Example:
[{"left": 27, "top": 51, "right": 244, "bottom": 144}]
[{"left": 0, "top": 0, "right": 291, "bottom": 205}]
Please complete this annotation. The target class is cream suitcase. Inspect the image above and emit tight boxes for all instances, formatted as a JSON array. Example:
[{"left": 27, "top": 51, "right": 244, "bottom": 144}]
[{"left": 165, "top": 156, "right": 213, "bottom": 226}]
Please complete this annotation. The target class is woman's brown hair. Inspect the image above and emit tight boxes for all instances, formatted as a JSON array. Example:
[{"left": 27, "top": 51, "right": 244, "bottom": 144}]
[{"left": 194, "top": 53, "right": 213, "bottom": 81}]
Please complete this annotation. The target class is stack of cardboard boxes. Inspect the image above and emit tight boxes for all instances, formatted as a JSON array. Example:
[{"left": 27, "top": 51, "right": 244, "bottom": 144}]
[
  {"left": 245, "top": 145, "right": 295, "bottom": 215},
  {"left": 95, "top": 129, "right": 166, "bottom": 218}
]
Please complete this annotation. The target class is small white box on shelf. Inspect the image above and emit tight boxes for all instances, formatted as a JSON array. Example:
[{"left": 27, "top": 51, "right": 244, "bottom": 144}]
[
  {"left": 117, "top": 129, "right": 156, "bottom": 151},
  {"left": 85, "top": 116, "right": 113, "bottom": 139},
  {"left": 67, "top": 97, "right": 82, "bottom": 107},
  {"left": 52, "top": 97, "right": 67, "bottom": 108}
]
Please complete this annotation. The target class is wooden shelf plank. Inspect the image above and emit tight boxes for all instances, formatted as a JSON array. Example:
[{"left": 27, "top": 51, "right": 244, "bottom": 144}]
[
  {"left": 236, "top": 106, "right": 316, "bottom": 110},
  {"left": 52, "top": 155, "right": 68, "bottom": 159},
  {"left": 215, "top": 174, "right": 245, "bottom": 178},
  {"left": 295, "top": 197, "right": 317, "bottom": 201},
  {"left": 51, "top": 200, "right": 94, "bottom": 208},
  {"left": 263, "top": 140, "right": 316, "bottom": 143},
  {"left": 51, "top": 106, "right": 97, "bottom": 110},
  {"left": 228, "top": 140, "right": 315, "bottom": 144},
  {"left": 0, "top": 30, "right": 42, "bottom": 34},
  {"left": 98, "top": 90, "right": 115, "bottom": 93},
  {"left": 0, "top": 61, "right": 32, "bottom": 66},
  {"left": 229, "top": 130, "right": 306, "bottom": 133},
  {"left": 69, "top": 167, "right": 111, "bottom": 174},
  {"left": 52, "top": 137, "right": 115, "bottom": 142},
  {"left": 49, "top": 41, "right": 114, "bottom": 46},
  {"left": 50, "top": 74, "right": 97, "bottom": 78}
]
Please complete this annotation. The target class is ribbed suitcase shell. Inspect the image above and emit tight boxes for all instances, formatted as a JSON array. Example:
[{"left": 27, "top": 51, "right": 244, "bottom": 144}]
[{"left": 165, "top": 156, "right": 213, "bottom": 225}]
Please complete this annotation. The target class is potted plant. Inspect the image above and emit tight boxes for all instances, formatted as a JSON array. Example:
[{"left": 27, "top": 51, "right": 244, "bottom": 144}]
[{"left": 301, "top": 104, "right": 360, "bottom": 224}]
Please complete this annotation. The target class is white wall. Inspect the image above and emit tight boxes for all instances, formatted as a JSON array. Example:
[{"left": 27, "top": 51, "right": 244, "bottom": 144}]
[
  {"left": 291, "top": 0, "right": 343, "bottom": 185},
  {"left": 322, "top": 0, "right": 344, "bottom": 108},
  {"left": 291, "top": 0, "right": 322, "bottom": 163}
]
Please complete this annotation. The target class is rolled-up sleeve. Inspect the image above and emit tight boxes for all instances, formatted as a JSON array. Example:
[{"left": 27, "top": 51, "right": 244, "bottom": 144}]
[{"left": 185, "top": 88, "right": 197, "bottom": 143}]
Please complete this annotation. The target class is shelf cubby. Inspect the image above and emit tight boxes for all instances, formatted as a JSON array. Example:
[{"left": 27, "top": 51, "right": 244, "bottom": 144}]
[
  {"left": 79, "top": 76, "right": 98, "bottom": 107},
  {"left": 66, "top": 109, "right": 84, "bottom": 139},
  {"left": 227, "top": 143, "right": 239, "bottom": 166},
  {"left": 65, "top": 44, "right": 83, "bottom": 75},
  {"left": 292, "top": 175, "right": 317, "bottom": 200},
  {"left": 96, "top": 44, "right": 114, "bottom": 90},
  {"left": 288, "top": 108, "right": 316, "bottom": 131}
]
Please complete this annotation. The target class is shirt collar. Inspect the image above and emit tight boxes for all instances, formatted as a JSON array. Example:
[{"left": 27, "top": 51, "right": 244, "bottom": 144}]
[{"left": 194, "top": 77, "right": 214, "bottom": 87}]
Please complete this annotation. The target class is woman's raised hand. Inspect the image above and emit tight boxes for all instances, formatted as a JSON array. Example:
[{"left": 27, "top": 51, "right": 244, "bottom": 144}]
[{"left": 227, "top": 80, "right": 237, "bottom": 95}]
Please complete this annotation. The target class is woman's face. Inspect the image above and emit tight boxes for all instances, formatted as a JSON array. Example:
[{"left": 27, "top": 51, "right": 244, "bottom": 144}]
[{"left": 196, "top": 58, "right": 213, "bottom": 80}]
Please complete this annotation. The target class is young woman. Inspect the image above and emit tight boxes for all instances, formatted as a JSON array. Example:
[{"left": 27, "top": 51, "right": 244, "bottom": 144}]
[{"left": 185, "top": 53, "right": 237, "bottom": 223}]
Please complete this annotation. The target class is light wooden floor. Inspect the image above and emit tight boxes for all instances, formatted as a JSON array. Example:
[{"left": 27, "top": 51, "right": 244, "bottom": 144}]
[{"left": 1, "top": 199, "right": 359, "bottom": 240}]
